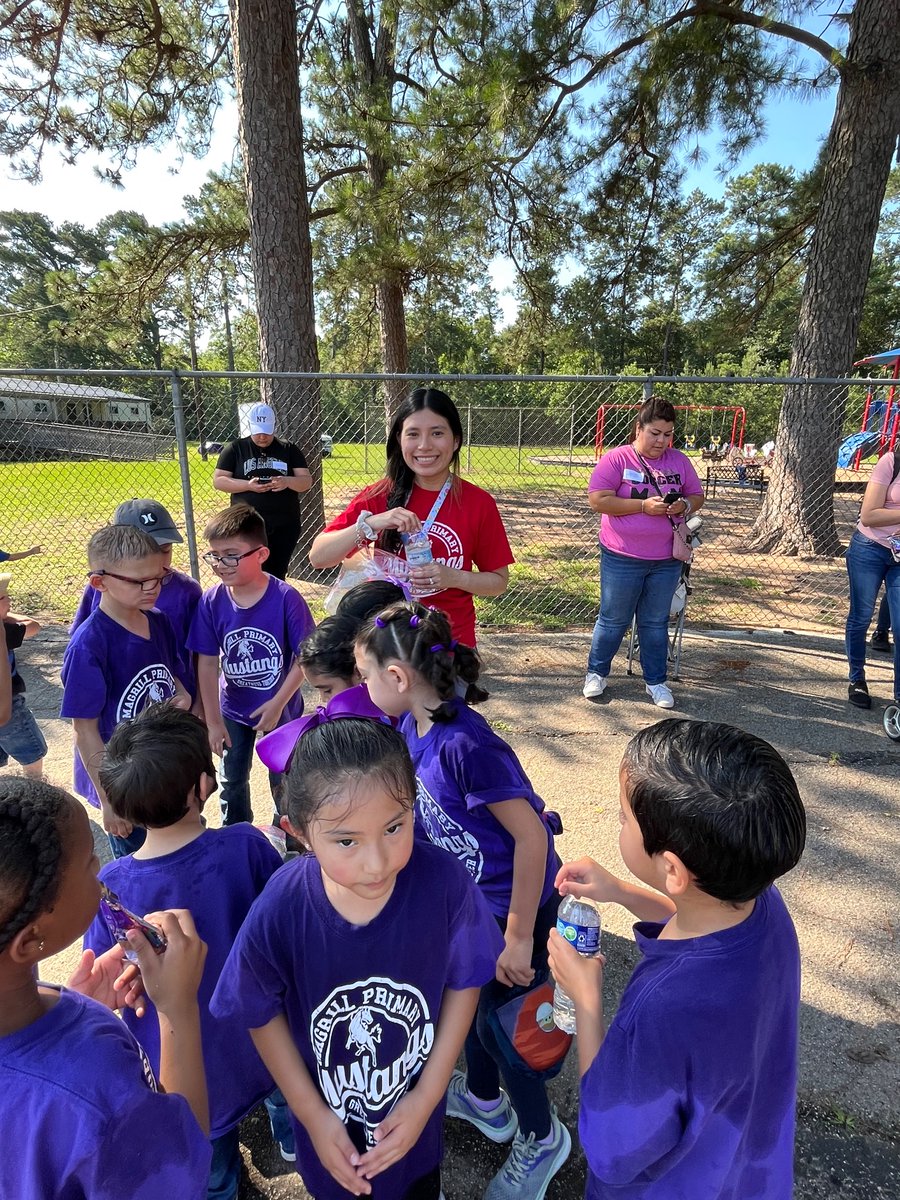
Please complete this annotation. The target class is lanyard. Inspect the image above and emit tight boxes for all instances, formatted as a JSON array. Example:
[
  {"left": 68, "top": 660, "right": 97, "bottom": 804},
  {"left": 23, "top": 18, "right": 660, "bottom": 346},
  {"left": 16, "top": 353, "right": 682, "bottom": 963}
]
[{"left": 403, "top": 478, "right": 452, "bottom": 543}]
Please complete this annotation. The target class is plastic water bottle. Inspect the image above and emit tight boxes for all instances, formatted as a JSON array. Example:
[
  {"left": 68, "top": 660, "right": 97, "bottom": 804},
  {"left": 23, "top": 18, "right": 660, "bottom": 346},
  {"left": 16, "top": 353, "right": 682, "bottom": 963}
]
[
  {"left": 405, "top": 530, "right": 437, "bottom": 597},
  {"left": 553, "top": 894, "right": 601, "bottom": 1033}
]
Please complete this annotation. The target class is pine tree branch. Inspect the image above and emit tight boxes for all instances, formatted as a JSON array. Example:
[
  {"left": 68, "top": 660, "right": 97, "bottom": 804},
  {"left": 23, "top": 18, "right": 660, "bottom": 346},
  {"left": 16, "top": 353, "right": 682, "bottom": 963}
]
[{"left": 692, "top": 2, "right": 841, "bottom": 67}]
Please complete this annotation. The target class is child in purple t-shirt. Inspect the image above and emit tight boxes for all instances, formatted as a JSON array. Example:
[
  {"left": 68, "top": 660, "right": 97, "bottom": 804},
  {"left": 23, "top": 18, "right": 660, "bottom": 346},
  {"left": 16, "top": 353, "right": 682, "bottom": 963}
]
[
  {"left": 187, "top": 504, "right": 314, "bottom": 825},
  {"left": 0, "top": 775, "right": 212, "bottom": 1200},
  {"left": 297, "top": 579, "right": 407, "bottom": 704},
  {"left": 548, "top": 719, "right": 806, "bottom": 1200},
  {"left": 60, "top": 525, "right": 191, "bottom": 858},
  {"left": 83, "top": 703, "right": 288, "bottom": 1199},
  {"left": 70, "top": 498, "right": 202, "bottom": 702},
  {"left": 212, "top": 717, "right": 503, "bottom": 1200},
  {"left": 355, "top": 602, "right": 570, "bottom": 1200}
]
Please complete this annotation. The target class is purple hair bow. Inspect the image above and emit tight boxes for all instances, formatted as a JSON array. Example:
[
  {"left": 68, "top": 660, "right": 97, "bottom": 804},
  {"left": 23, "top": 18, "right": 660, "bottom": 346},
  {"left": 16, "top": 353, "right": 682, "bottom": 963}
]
[{"left": 256, "top": 684, "right": 394, "bottom": 774}]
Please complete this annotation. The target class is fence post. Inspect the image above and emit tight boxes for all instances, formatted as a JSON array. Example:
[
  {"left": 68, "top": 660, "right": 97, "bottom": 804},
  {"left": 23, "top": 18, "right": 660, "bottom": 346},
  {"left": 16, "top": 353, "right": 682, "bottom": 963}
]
[
  {"left": 517, "top": 408, "right": 523, "bottom": 472},
  {"left": 171, "top": 372, "right": 201, "bottom": 581},
  {"left": 364, "top": 402, "right": 369, "bottom": 473},
  {"left": 466, "top": 405, "right": 472, "bottom": 472},
  {"left": 568, "top": 405, "right": 576, "bottom": 473},
  {"left": 643, "top": 379, "right": 655, "bottom": 400}
]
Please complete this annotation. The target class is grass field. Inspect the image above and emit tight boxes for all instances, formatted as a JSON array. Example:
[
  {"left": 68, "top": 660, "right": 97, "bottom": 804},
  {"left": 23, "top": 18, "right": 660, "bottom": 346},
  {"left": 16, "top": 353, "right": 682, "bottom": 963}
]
[
  {"left": 3, "top": 442, "right": 856, "bottom": 632},
  {"left": 2, "top": 444, "right": 600, "bottom": 624}
]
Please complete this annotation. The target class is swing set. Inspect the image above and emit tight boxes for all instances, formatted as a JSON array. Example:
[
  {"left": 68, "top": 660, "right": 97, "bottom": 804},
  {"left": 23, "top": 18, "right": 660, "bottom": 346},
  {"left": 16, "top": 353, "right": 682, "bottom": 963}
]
[{"left": 594, "top": 404, "right": 746, "bottom": 459}]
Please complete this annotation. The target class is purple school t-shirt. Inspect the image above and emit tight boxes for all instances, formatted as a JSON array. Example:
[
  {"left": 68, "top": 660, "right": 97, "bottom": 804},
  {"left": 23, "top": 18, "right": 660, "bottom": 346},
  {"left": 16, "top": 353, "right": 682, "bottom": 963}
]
[
  {"left": 400, "top": 702, "right": 558, "bottom": 919},
  {"left": 187, "top": 576, "right": 314, "bottom": 725},
  {"left": 211, "top": 842, "right": 503, "bottom": 1200},
  {"left": 60, "top": 608, "right": 186, "bottom": 807},
  {"left": 70, "top": 569, "right": 203, "bottom": 699},
  {"left": 589, "top": 445, "right": 703, "bottom": 560},
  {"left": 83, "top": 825, "right": 282, "bottom": 1138},
  {"left": 582, "top": 887, "right": 800, "bottom": 1200},
  {"left": 0, "top": 988, "right": 211, "bottom": 1200}
]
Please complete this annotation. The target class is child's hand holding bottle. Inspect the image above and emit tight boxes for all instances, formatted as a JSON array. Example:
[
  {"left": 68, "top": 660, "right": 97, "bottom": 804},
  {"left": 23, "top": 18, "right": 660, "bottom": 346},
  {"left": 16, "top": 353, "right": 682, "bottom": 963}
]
[{"left": 555, "top": 856, "right": 623, "bottom": 905}]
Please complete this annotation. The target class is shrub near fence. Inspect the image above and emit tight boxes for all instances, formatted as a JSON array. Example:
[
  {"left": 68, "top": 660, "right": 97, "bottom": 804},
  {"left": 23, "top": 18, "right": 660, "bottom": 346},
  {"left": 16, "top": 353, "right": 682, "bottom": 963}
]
[{"left": 1, "top": 369, "right": 890, "bottom": 636}]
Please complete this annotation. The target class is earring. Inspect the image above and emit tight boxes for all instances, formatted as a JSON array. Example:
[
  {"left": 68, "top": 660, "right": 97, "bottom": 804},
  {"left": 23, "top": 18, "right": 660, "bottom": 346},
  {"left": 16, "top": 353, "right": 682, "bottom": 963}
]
[{"left": 37, "top": 940, "right": 45, "bottom": 952}]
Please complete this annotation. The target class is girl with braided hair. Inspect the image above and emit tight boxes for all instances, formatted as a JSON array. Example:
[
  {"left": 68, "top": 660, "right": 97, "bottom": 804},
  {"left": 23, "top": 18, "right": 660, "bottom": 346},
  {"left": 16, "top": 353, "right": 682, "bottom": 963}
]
[
  {"left": 355, "top": 602, "right": 571, "bottom": 1200},
  {"left": 310, "top": 387, "right": 514, "bottom": 647},
  {"left": 0, "top": 777, "right": 212, "bottom": 1199}
]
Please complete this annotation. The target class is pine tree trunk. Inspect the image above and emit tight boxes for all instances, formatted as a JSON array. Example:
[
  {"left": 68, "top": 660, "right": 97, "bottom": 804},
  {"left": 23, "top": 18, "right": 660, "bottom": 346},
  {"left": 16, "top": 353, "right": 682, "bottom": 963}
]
[
  {"left": 750, "top": 0, "right": 900, "bottom": 555},
  {"left": 229, "top": 0, "right": 324, "bottom": 570},
  {"left": 377, "top": 272, "right": 409, "bottom": 426}
]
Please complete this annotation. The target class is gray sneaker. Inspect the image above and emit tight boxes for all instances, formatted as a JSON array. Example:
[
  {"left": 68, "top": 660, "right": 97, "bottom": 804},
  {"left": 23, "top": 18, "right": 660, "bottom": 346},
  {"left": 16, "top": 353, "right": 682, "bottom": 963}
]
[
  {"left": 484, "top": 1110, "right": 571, "bottom": 1200},
  {"left": 445, "top": 1070, "right": 517, "bottom": 1143}
]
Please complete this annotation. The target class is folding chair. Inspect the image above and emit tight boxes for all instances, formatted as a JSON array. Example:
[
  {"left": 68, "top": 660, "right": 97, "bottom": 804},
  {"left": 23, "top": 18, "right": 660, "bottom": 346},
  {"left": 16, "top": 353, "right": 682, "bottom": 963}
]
[
  {"left": 625, "top": 563, "right": 692, "bottom": 682},
  {"left": 625, "top": 515, "right": 702, "bottom": 682}
]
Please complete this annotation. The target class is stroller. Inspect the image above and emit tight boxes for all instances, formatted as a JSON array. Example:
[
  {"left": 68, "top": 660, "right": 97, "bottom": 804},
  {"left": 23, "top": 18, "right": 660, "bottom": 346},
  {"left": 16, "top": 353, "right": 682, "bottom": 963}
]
[
  {"left": 885, "top": 704, "right": 900, "bottom": 742},
  {"left": 625, "top": 514, "right": 702, "bottom": 683}
]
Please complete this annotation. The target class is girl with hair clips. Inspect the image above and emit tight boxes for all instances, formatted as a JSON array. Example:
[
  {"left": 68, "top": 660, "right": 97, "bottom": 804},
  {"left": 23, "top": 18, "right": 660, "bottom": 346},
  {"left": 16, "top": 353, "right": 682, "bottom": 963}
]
[
  {"left": 0, "top": 776, "right": 212, "bottom": 1200},
  {"left": 309, "top": 387, "right": 514, "bottom": 647},
  {"left": 213, "top": 718, "right": 502, "bottom": 1200},
  {"left": 584, "top": 394, "right": 704, "bottom": 710},
  {"left": 355, "top": 602, "right": 570, "bottom": 1200}
]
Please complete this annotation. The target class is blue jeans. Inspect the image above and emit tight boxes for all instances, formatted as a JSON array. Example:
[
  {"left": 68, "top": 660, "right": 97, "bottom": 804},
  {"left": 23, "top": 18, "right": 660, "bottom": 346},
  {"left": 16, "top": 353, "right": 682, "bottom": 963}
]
[
  {"left": 845, "top": 532, "right": 900, "bottom": 697},
  {"left": 208, "top": 1128, "right": 241, "bottom": 1200},
  {"left": 0, "top": 693, "right": 47, "bottom": 767},
  {"left": 264, "top": 1088, "right": 294, "bottom": 1152},
  {"left": 220, "top": 718, "right": 281, "bottom": 826},
  {"left": 588, "top": 549, "right": 683, "bottom": 685},
  {"left": 464, "top": 890, "right": 562, "bottom": 1140}
]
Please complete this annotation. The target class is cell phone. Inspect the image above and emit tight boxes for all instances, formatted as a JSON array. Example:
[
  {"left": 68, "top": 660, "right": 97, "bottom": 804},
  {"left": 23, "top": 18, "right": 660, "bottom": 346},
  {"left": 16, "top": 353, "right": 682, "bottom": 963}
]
[
  {"left": 663, "top": 490, "right": 681, "bottom": 505},
  {"left": 99, "top": 884, "right": 168, "bottom": 964}
]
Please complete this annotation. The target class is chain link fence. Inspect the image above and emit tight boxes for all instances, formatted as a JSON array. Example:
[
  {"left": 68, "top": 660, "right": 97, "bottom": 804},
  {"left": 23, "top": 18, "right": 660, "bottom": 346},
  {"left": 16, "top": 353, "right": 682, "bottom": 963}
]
[{"left": 2, "top": 368, "right": 895, "bottom": 640}]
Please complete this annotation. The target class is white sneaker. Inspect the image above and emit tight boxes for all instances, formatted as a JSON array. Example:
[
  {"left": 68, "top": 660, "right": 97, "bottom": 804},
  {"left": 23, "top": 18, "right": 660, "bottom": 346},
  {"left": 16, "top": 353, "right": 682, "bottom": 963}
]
[
  {"left": 582, "top": 672, "right": 608, "bottom": 699},
  {"left": 646, "top": 683, "right": 675, "bottom": 708}
]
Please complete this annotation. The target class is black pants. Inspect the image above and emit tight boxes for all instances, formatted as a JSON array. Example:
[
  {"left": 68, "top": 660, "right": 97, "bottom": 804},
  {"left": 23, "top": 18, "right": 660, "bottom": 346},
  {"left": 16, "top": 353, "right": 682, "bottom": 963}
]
[{"left": 265, "top": 515, "right": 301, "bottom": 580}]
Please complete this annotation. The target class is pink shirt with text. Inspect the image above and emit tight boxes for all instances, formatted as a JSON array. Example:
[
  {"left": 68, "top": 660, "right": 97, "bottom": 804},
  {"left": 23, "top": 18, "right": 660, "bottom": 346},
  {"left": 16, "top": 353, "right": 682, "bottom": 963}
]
[{"left": 589, "top": 445, "right": 703, "bottom": 560}]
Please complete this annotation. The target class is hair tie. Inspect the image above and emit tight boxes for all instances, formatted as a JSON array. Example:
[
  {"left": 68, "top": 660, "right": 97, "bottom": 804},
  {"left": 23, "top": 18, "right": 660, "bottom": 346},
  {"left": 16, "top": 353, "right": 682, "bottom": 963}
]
[
  {"left": 374, "top": 616, "right": 386, "bottom": 627},
  {"left": 409, "top": 614, "right": 420, "bottom": 628},
  {"left": 450, "top": 639, "right": 458, "bottom": 650},
  {"left": 430, "top": 640, "right": 457, "bottom": 654}
]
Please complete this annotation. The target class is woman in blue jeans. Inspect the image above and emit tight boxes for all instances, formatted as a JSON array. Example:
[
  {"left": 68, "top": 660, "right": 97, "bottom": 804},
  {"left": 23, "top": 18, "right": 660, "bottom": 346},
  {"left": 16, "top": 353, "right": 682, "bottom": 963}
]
[
  {"left": 584, "top": 396, "right": 704, "bottom": 709},
  {"left": 845, "top": 451, "right": 900, "bottom": 708}
]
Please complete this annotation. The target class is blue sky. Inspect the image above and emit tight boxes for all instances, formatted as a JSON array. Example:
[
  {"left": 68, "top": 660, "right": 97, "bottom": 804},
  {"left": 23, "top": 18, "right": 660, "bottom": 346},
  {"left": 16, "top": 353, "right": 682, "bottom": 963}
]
[{"left": 0, "top": 83, "right": 838, "bottom": 325}]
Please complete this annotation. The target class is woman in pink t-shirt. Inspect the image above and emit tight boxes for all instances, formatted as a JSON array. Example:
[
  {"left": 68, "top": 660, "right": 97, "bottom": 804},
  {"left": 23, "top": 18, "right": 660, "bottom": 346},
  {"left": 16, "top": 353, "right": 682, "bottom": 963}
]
[
  {"left": 583, "top": 395, "right": 704, "bottom": 709},
  {"left": 845, "top": 451, "right": 900, "bottom": 709},
  {"left": 308, "top": 388, "right": 513, "bottom": 647}
]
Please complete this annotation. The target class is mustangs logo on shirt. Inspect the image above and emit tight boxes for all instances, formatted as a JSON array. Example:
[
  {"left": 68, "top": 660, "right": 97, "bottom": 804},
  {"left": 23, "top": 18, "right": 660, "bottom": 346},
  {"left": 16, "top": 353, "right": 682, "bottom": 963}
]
[
  {"left": 415, "top": 778, "right": 484, "bottom": 882},
  {"left": 117, "top": 664, "right": 177, "bottom": 721},
  {"left": 311, "top": 977, "right": 434, "bottom": 1146},
  {"left": 222, "top": 627, "right": 283, "bottom": 690},
  {"left": 426, "top": 521, "right": 464, "bottom": 570}
]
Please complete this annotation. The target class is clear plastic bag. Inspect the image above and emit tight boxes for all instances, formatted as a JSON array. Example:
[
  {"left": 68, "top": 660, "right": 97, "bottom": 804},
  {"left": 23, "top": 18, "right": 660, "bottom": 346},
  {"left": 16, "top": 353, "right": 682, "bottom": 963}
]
[{"left": 323, "top": 548, "right": 411, "bottom": 615}]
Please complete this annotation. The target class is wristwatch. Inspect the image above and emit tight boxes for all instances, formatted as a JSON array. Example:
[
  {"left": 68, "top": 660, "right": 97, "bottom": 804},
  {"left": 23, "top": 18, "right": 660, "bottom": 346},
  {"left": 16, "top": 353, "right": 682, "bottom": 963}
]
[{"left": 356, "top": 511, "right": 377, "bottom": 542}]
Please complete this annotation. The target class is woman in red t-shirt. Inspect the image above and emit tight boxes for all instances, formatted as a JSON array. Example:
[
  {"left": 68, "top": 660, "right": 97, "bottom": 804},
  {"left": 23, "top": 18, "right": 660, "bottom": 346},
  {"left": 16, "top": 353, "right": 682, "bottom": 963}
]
[{"left": 309, "top": 388, "right": 513, "bottom": 646}]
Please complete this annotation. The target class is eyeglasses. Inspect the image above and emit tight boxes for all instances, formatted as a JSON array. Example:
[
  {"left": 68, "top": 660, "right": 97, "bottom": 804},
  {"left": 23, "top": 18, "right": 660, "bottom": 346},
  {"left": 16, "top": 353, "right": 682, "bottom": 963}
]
[
  {"left": 89, "top": 569, "right": 172, "bottom": 593},
  {"left": 201, "top": 547, "right": 263, "bottom": 569}
]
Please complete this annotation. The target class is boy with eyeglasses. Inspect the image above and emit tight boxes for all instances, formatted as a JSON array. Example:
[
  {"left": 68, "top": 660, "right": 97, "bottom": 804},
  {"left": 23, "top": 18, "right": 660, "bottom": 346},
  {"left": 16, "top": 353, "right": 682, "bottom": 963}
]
[
  {"left": 187, "top": 504, "right": 314, "bottom": 825},
  {"left": 61, "top": 525, "right": 191, "bottom": 857},
  {"left": 70, "top": 499, "right": 203, "bottom": 704}
]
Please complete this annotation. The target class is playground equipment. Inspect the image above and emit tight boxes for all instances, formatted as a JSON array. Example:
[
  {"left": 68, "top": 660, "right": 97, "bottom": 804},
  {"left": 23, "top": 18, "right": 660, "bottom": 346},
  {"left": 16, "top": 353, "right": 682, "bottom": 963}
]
[
  {"left": 837, "top": 348, "right": 900, "bottom": 470},
  {"left": 595, "top": 404, "right": 745, "bottom": 459}
]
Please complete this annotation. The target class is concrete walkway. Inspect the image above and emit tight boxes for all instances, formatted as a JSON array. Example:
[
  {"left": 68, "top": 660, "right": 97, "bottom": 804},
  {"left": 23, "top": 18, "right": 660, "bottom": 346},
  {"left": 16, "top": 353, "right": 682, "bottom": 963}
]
[{"left": 25, "top": 624, "right": 900, "bottom": 1198}]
